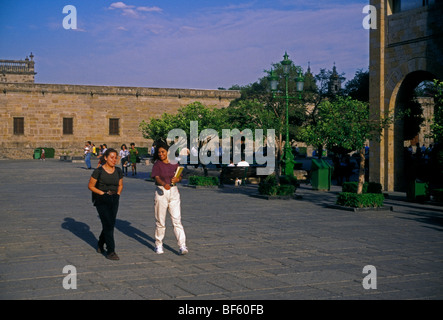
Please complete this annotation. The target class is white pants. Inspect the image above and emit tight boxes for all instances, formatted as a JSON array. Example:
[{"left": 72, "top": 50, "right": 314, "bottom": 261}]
[{"left": 154, "top": 186, "right": 186, "bottom": 248}]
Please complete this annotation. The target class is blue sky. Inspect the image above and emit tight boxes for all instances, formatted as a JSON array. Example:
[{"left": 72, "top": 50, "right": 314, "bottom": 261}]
[{"left": 0, "top": 0, "right": 370, "bottom": 89}]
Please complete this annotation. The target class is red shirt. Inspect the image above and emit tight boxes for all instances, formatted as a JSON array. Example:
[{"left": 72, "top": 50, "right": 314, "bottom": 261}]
[{"left": 151, "top": 160, "right": 179, "bottom": 185}]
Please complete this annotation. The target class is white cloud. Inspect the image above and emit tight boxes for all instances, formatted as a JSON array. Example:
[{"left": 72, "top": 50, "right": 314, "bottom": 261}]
[
  {"left": 137, "top": 6, "right": 162, "bottom": 13},
  {"left": 109, "top": 2, "right": 133, "bottom": 10},
  {"left": 109, "top": 2, "right": 162, "bottom": 18}
]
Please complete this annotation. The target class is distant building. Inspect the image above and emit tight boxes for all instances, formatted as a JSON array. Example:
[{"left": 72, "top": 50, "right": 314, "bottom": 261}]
[
  {"left": 0, "top": 53, "right": 36, "bottom": 83},
  {"left": 0, "top": 54, "right": 240, "bottom": 159},
  {"left": 328, "top": 64, "right": 341, "bottom": 96}
]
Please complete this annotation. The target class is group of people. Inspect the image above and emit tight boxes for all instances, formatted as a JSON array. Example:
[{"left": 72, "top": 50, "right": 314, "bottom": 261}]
[
  {"left": 83, "top": 141, "right": 139, "bottom": 176},
  {"left": 406, "top": 143, "right": 434, "bottom": 160},
  {"left": 87, "top": 141, "right": 188, "bottom": 261},
  {"left": 118, "top": 143, "right": 139, "bottom": 176}
]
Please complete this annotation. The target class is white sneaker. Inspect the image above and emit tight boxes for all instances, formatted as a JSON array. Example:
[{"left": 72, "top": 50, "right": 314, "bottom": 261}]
[
  {"left": 155, "top": 246, "right": 164, "bottom": 254},
  {"left": 179, "top": 246, "right": 188, "bottom": 255}
]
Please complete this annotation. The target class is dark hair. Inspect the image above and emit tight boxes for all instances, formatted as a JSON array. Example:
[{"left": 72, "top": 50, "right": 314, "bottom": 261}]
[
  {"left": 121, "top": 144, "right": 127, "bottom": 149},
  {"left": 152, "top": 141, "right": 169, "bottom": 162},
  {"left": 104, "top": 148, "right": 118, "bottom": 158}
]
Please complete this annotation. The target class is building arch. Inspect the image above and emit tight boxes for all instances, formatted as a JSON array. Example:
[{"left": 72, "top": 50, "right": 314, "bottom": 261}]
[{"left": 369, "top": 0, "right": 443, "bottom": 191}]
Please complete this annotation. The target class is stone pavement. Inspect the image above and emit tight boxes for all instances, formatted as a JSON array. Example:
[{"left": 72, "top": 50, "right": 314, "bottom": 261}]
[{"left": 0, "top": 159, "right": 442, "bottom": 301}]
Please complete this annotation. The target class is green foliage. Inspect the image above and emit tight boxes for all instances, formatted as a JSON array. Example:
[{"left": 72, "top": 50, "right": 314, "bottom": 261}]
[
  {"left": 336, "top": 192, "right": 384, "bottom": 208},
  {"left": 429, "top": 80, "right": 443, "bottom": 144},
  {"left": 258, "top": 173, "right": 296, "bottom": 196},
  {"left": 139, "top": 102, "right": 228, "bottom": 142},
  {"left": 137, "top": 147, "right": 149, "bottom": 157},
  {"left": 342, "top": 182, "right": 382, "bottom": 194},
  {"left": 344, "top": 69, "right": 369, "bottom": 103},
  {"left": 276, "top": 184, "right": 296, "bottom": 196},
  {"left": 301, "top": 96, "right": 391, "bottom": 152},
  {"left": 279, "top": 175, "right": 298, "bottom": 188},
  {"left": 258, "top": 173, "right": 278, "bottom": 195},
  {"left": 188, "top": 176, "right": 219, "bottom": 186}
]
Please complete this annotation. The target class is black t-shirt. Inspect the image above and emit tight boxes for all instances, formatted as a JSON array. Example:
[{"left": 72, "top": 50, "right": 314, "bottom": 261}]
[{"left": 91, "top": 166, "right": 123, "bottom": 192}]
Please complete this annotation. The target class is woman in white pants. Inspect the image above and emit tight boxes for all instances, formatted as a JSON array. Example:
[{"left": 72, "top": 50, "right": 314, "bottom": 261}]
[{"left": 151, "top": 142, "right": 188, "bottom": 255}]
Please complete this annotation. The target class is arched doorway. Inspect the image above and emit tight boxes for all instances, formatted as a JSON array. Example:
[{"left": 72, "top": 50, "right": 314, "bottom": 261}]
[{"left": 390, "top": 71, "right": 437, "bottom": 191}]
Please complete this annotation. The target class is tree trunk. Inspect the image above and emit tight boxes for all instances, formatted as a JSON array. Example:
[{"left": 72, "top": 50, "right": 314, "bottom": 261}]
[
  {"left": 357, "top": 147, "right": 366, "bottom": 194},
  {"left": 317, "top": 144, "right": 323, "bottom": 159}
]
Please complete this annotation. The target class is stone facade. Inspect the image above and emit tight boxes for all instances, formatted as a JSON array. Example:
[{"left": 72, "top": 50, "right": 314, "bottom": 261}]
[
  {"left": 0, "top": 82, "right": 240, "bottom": 159},
  {"left": 369, "top": 0, "right": 443, "bottom": 191}
]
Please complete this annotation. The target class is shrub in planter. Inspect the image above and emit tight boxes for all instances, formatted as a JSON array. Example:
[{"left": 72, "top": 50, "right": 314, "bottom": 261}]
[
  {"left": 259, "top": 173, "right": 296, "bottom": 196},
  {"left": 258, "top": 174, "right": 278, "bottom": 195},
  {"left": 277, "top": 184, "right": 296, "bottom": 196},
  {"left": 279, "top": 175, "right": 299, "bottom": 189},
  {"left": 188, "top": 176, "right": 219, "bottom": 186},
  {"left": 336, "top": 192, "right": 384, "bottom": 208},
  {"left": 342, "top": 182, "right": 382, "bottom": 194}
]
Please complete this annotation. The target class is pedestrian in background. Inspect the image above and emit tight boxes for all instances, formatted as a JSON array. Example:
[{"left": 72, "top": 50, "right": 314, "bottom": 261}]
[
  {"left": 84, "top": 141, "right": 92, "bottom": 169},
  {"left": 129, "top": 142, "right": 138, "bottom": 176},
  {"left": 119, "top": 144, "right": 130, "bottom": 176}
]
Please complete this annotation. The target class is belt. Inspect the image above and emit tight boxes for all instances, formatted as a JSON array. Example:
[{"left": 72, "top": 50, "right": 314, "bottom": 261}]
[{"left": 105, "top": 190, "right": 117, "bottom": 195}]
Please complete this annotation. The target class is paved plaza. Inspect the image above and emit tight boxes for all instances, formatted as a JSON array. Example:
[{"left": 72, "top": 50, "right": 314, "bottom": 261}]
[{"left": 1, "top": 158, "right": 442, "bottom": 301}]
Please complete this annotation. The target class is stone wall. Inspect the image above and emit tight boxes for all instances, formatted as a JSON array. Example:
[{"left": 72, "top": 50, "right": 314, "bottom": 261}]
[{"left": 0, "top": 82, "right": 240, "bottom": 159}]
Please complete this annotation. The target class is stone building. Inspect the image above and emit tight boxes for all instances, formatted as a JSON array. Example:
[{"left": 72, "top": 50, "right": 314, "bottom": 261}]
[
  {"left": 369, "top": 0, "right": 443, "bottom": 191},
  {"left": 0, "top": 55, "right": 240, "bottom": 159},
  {"left": 0, "top": 53, "right": 36, "bottom": 84}
]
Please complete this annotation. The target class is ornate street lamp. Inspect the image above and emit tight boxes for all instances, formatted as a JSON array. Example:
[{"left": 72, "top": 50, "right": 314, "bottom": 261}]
[{"left": 269, "top": 52, "right": 304, "bottom": 178}]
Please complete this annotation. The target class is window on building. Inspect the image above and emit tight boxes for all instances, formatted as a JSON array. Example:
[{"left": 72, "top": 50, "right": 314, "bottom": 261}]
[
  {"left": 13, "top": 117, "right": 24, "bottom": 135},
  {"left": 109, "top": 118, "right": 119, "bottom": 135},
  {"left": 391, "top": 0, "right": 435, "bottom": 14},
  {"left": 63, "top": 117, "right": 73, "bottom": 135}
]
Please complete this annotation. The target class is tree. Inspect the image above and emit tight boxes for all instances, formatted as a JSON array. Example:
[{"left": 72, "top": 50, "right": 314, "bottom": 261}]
[
  {"left": 429, "top": 80, "right": 443, "bottom": 144},
  {"left": 139, "top": 101, "right": 227, "bottom": 144},
  {"left": 227, "top": 62, "right": 307, "bottom": 174},
  {"left": 344, "top": 68, "right": 369, "bottom": 102},
  {"left": 302, "top": 96, "right": 392, "bottom": 194},
  {"left": 300, "top": 67, "right": 346, "bottom": 158}
]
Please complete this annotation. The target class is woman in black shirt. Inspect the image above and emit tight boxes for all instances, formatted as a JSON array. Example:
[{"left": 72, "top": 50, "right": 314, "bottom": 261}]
[{"left": 88, "top": 148, "right": 123, "bottom": 260}]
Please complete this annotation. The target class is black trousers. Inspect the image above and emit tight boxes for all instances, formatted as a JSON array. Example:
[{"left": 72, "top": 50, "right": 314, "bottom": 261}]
[{"left": 95, "top": 194, "right": 120, "bottom": 253}]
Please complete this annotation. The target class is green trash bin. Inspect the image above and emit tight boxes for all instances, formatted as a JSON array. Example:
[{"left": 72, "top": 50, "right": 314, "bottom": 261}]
[
  {"left": 33, "top": 148, "right": 41, "bottom": 159},
  {"left": 311, "top": 159, "right": 333, "bottom": 191},
  {"left": 406, "top": 179, "right": 429, "bottom": 202}
]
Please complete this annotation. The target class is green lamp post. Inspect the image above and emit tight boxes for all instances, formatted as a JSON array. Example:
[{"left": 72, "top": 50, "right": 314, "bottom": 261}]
[{"left": 269, "top": 52, "right": 304, "bottom": 178}]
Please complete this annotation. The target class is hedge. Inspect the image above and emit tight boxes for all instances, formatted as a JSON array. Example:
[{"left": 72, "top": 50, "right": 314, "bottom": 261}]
[
  {"left": 188, "top": 176, "right": 219, "bottom": 186},
  {"left": 336, "top": 192, "right": 385, "bottom": 208},
  {"left": 258, "top": 173, "right": 296, "bottom": 196},
  {"left": 342, "top": 182, "right": 382, "bottom": 194}
]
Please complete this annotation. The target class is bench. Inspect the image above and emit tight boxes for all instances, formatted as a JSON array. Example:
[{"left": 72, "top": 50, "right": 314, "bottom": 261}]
[{"left": 220, "top": 166, "right": 261, "bottom": 185}]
